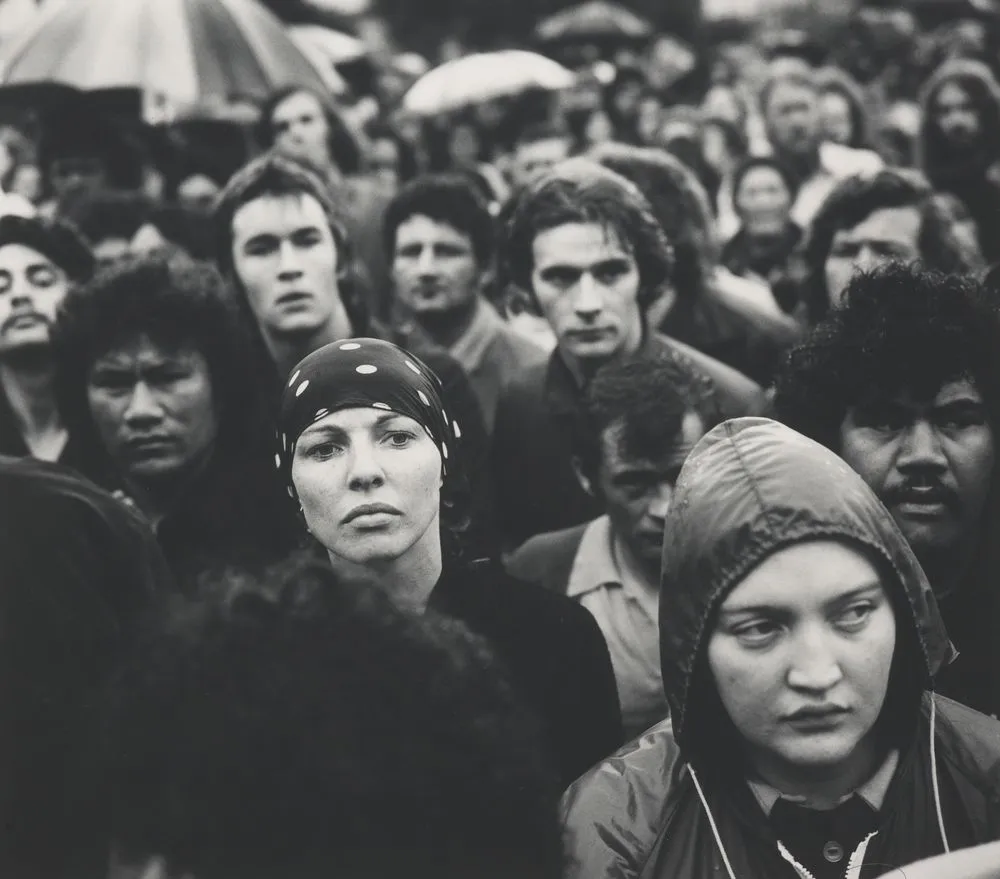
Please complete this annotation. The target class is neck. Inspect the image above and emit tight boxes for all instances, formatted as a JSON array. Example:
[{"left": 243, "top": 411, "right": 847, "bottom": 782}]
[
  {"left": 560, "top": 330, "right": 644, "bottom": 388},
  {"left": 750, "top": 735, "right": 882, "bottom": 810},
  {"left": 122, "top": 447, "right": 215, "bottom": 529},
  {"left": 779, "top": 146, "right": 820, "bottom": 180},
  {"left": 0, "top": 353, "right": 65, "bottom": 458},
  {"left": 327, "top": 525, "right": 443, "bottom": 614},
  {"left": 412, "top": 297, "right": 480, "bottom": 351},
  {"left": 264, "top": 305, "right": 355, "bottom": 379},
  {"left": 915, "top": 537, "right": 978, "bottom": 599},
  {"left": 613, "top": 530, "right": 660, "bottom": 596}
]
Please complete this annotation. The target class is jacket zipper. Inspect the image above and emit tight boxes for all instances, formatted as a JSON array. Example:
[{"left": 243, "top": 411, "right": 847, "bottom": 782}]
[{"left": 776, "top": 830, "right": 878, "bottom": 879}]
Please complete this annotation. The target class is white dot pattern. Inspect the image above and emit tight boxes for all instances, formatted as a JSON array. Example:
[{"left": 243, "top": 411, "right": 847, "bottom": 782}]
[
  {"left": 453, "top": 420, "right": 462, "bottom": 439},
  {"left": 442, "top": 443, "right": 449, "bottom": 460},
  {"left": 295, "top": 380, "right": 310, "bottom": 397},
  {"left": 313, "top": 409, "right": 329, "bottom": 421},
  {"left": 288, "top": 369, "right": 301, "bottom": 387},
  {"left": 404, "top": 360, "right": 421, "bottom": 375},
  {"left": 356, "top": 364, "right": 377, "bottom": 375},
  {"left": 339, "top": 342, "right": 361, "bottom": 350},
  {"left": 372, "top": 402, "right": 392, "bottom": 410},
  {"left": 274, "top": 453, "right": 281, "bottom": 469},
  {"left": 417, "top": 390, "right": 430, "bottom": 406}
]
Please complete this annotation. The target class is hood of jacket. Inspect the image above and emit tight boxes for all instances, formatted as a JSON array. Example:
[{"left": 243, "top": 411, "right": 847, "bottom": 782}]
[{"left": 659, "top": 417, "right": 954, "bottom": 752}]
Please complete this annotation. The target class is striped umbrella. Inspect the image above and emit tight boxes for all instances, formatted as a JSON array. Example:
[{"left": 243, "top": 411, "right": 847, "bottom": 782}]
[{"left": 0, "top": 0, "right": 332, "bottom": 117}]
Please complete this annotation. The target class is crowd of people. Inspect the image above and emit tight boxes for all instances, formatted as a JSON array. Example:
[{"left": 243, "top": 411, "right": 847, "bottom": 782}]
[{"left": 6, "top": 6, "right": 1000, "bottom": 879}]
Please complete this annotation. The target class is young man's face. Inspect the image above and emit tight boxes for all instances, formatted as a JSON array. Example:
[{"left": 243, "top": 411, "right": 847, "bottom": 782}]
[
  {"left": 530, "top": 221, "right": 643, "bottom": 368},
  {"left": 839, "top": 378, "right": 995, "bottom": 563},
  {"left": 765, "top": 81, "right": 820, "bottom": 160},
  {"left": 824, "top": 206, "right": 922, "bottom": 309},
  {"left": 934, "top": 82, "right": 980, "bottom": 149},
  {"left": 0, "top": 243, "right": 69, "bottom": 356},
  {"left": 596, "top": 411, "right": 704, "bottom": 580},
  {"left": 86, "top": 335, "right": 218, "bottom": 485},
  {"left": 230, "top": 192, "right": 342, "bottom": 342},
  {"left": 391, "top": 214, "right": 482, "bottom": 319},
  {"left": 708, "top": 540, "right": 896, "bottom": 786},
  {"left": 270, "top": 91, "right": 333, "bottom": 173}
]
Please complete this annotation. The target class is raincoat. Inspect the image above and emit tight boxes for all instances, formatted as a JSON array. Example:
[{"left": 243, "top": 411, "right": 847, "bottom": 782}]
[{"left": 561, "top": 418, "right": 1000, "bottom": 879}]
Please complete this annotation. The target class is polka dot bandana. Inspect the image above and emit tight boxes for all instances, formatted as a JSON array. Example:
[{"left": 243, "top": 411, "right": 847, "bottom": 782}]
[{"left": 276, "top": 338, "right": 460, "bottom": 500}]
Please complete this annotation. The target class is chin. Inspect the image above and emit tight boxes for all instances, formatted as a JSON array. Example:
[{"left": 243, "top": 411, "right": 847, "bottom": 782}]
[
  {"left": 565, "top": 339, "right": 621, "bottom": 363},
  {"left": 776, "top": 733, "right": 863, "bottom": 770},
  {"left": 273, "top": 312, "right": 331, "bottom": 336},
  {"left": 0, "top": 329, "right": 50, "bottom": 353}
]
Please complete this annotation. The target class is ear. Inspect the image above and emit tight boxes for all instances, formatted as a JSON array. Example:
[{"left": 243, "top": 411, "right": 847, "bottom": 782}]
[{"left": 571, "top": 456, "right": 595, "bottom": 498}]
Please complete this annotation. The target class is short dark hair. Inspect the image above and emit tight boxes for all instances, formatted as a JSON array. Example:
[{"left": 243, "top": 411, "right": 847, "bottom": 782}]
[
  {"left": 574, "top": 351, "right": 719, "bottom": 484},
  {"left": 212, "top": 152, "right": 367, "bottom": 332},
  {"left": 106, "top": 555, "right": 564, "bottom": 879},
  {"left": 500, "top": 159, "right": 674, "bottom": 312},
  {"left": 591, "top": 143, "right": 714, "bottom": 305},
  {"left": 774, "top": 262, "right": 1000, "bottom": 452},
  {"left": 801, "top": 168, "right": 982, "bottom": 324},
  {"left": 0, "top": 214, "right": 94, "bottom": 283},
  {"left": 52, "top": 252, "right": 261, "bottom": 462},
  {"left": 382, "top": 173, "right": 495, "bottom": 267},
  {"left": 731, "top": 155, "right": 800, "bottom": 206},
  {"left": 256, "top": 86, "right": 361, "bottom": 175}
]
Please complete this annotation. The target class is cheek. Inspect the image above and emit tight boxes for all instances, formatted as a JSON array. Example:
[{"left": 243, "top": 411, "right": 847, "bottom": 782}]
[
  {"left": 86, "top": 390, "right": 122, "bottom": 439},
  {"left": 708, "top": 642, "right": 776, "bottom": 727}
]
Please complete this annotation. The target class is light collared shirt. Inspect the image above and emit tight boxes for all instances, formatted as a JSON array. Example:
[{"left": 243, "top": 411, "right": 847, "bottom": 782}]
[
  {"left": 749, "top": 749, "right": 900, "bottom": 816},
  {"left": 567, "top": 516, "right": 668, "bottom": 739}
]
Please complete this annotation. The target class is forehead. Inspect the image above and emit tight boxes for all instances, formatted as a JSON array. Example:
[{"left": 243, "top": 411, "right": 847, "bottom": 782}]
[
  {"left": 302, "top": 406, "right": 419, "bottom": 434},
  {"left": 231, "top": 192, "right": 330, "bottom": 241},
  {"left": 273, "top": 91, "right": 323, "bottom": 120},
  {"left": 739, "top": 165, "right": 786, "bottom": 189},
  {"left": 936, "top": 82, "right": 973, "bottom": 107},
  {"left": 767, "top": 80, "right": 816, "bottom": 108},
  {"left": 870, "top": 377, "right": 984, "bottom": 409},
  {"left": 720, "top": 540, "right": 882, "bottom": 611},
  {"left": 394, "top": 214, "right": 471, "bottom": 248},
  {"left": 820, "top": 91, "right": 852, "bottom": 112},
  {"left": 531, "top": 221, "right": 633, "bottom": 269},
  {"left": 92, "top": 335, "right": 204, "bottom": 368},
  {"left": 832, "top": 205, "right": 921, "bottom": 243},
  {"left": 0, "top": 242, "right": 55, "bottom": 270}
]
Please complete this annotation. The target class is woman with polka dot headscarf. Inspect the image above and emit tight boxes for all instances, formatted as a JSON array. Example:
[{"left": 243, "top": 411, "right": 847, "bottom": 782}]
[{"left": 278, "top": 337, "right": 624, "bottom": 788}]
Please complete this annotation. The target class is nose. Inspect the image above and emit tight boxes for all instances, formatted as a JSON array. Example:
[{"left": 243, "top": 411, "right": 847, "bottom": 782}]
[
  {"left": 416, "top": 247, "right": 438, "bottom": 278},
  {"left": 123, "top": 381, "right": 163, "bottom": 428},
  {"left": 276, "top": 240, "right": 304, "bottom": 281},
  {"left": 646, "top": 482, "right": 673, "bottom": 525},
  {"left": 571, "top": 273, "right": 603, "bottom": 320},
  {"left": 346, "top": 439, "right": 386, "bottom": 491},
  {"left": 896, "top": 419, "right": 947, "bottom": 473},
  {"left": 853, "top": 244, "right": 883, "bottom": 273},
  {"left": 786, "top": 625, "right": 844, "bottom": 693}
]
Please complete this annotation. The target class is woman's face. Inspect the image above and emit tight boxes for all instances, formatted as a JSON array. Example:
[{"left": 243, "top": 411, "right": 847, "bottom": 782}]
[
  {"left": 707, "top": 540, "right": 896, "bottom": 787},
  {"left": 735, "top": 166, "right": 792, "bottom": 236},
  {"left": 449, "top": 124, "right": 481, "bottom": 167},
  {"left": 292, "top": 406, "right": 442, "bottom": 566},
  {"left": 584, "top": 110, "right": 615, "bottom": 146},
  {"left": 820, "top": 91, "right": 855, "bottom": 146}
]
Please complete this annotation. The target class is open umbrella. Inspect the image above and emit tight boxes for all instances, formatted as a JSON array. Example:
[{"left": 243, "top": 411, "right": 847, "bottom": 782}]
[
  {"left": 0, "top": 0, "right": 334, "bottom": 118},
  {"left": 535, "top": 1, "right": 654, "bottom": 44},
  {"left": 287, "top": 24, "right": 368, "bottom": 66},
  {"left": 402, "top": 50, "right": 575, "bottom": 116}
]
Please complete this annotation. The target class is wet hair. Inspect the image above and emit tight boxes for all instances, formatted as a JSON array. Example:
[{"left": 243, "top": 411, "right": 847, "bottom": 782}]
[
  {"left": 800, "top": 168, "right": 981, "bottom": 324},
  {"left": 573, "top": 351, "right": 715, "bottom": 485},
  {"left": 592, "top": 143, "right": 714, "bottom": 305},
  {"left": 212, "top": 152, "right": 367, "bottom": 333},
  {"left": 500, "top": 158, "right": 674, "bottom": 313},
  {"left": 51, "top": 252, "right": 262, "bottom": 464},
  {"left": 62, "top": 189, "right": 152, "bottom": 247},
  {"left": 256, "top": 86, "right": 361, "bottom": 175},
  {"left": 774, "top": 262, "right": 1000, "bottom": 454},
  {"left": 0, "top": 214, "right": 95, "bottom": 283},
  {"left": 731, "top": 155, "right": 800, "bottom": 208},
  {"left": 382, "top": 173, "right": 495, "bottom": 267},
  {"left": 106, "top": 555, "right": 564, "bottom": 879}
]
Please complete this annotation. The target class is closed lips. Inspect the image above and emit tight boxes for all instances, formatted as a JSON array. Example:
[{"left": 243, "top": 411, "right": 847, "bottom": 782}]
[{"left": 342, "top": 503, "right": 401, "bottom": 524}]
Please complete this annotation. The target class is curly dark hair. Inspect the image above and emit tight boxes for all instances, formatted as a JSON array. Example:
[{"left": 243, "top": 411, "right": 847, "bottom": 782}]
[
  {"left": 800, "top": 168, "right": 982, "bottom": 324},
  {"left": 61, "top": 189, "right": 152, "bottom": 248},
  {"left": 573, "top": 350, "right": 718, "bottom": 484},
  {"left": 212, "top": 151, "right": 369, "bottom": 334},
  {"left": 382, "top": 172, "right": 496, "bottom": 268},
  {"left": 590, "top": 143, "right": 714, "bottom": 307},
  {"left": 106, "top": 554, "right": 564, "bottom": 879},
  {"left": 0, "top": 214, "right": 94, "bottom": 283},
  {"left": 51, "top": 252, "right": 264, "bottom": 468},
  {"left": 500, "top": 158, "right": 674, "bottom": 314},
  {"left": 773, "top": 262, "right": 1000, "bottom": 453},
  {"left": 256, "top": 86, "right": 361, "bottom": 175}
]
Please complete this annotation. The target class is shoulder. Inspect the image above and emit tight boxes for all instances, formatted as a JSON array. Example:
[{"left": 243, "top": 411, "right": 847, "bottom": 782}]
[
  {"left": 652, "top": 333, "right": 767, "bottom": 416},
  {"left": 505, "top": 523, "right": 589, "bottom": 591},
  {"left": 561, "top": 722, "right": 684, "bottom": 879},
  {"left": 934, "top": 694, "right": 1000, "bottom": 761}
]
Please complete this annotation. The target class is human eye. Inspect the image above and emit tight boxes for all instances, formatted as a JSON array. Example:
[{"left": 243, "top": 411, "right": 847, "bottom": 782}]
[
  {"left": 90, "top": 371, "right": 131, "bottom": 393},
  {"left": 731, "top": 619, "right": 782, "bottom": 648},
  {"left": 0, "top": 271, "right": 11, "bottom": 294},
  {"left": 244, "top": 237, "right": 278, "bottom": 257},
  {"left": 936, "top": 404, "right": 987, "bottom": 430},
  {"left": 384, "top": 430, "right": 417, "bottom": 448},
  {"left": 540, "top": 267, "right": 578, "bottom": 288},
  {"left": 854, "top": 403, "right": 908, "bottom": 432},
  {"left": 835, "top": 602, "right": 876, "bottom": 632},
  {"left": 594, "top": 261, "right": 629, "bottom": 284},
  {"left": 293, "top": 229, "right": 323, "bottom": 249},
  {"left": 829, "top": 240, "right": 857, "bottom": 258},
  {"left": 303, "top": 440, "right": 342, "bottom": 461},
  {"left": 396, "top": 244, "right": 421, "bottom": 260},
  {"left": 27, "top": 265, "right": 57, "bottom": 287}
]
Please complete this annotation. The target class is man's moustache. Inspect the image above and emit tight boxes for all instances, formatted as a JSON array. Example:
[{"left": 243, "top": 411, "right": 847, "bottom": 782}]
[{"left": 1, "top": 312, "right": 49, "bottom": 333}]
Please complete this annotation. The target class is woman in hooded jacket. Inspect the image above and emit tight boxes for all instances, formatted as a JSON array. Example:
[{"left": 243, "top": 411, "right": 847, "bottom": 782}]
[{"left": 562, "top": 417, "right": 1000, "bottom": 879}]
